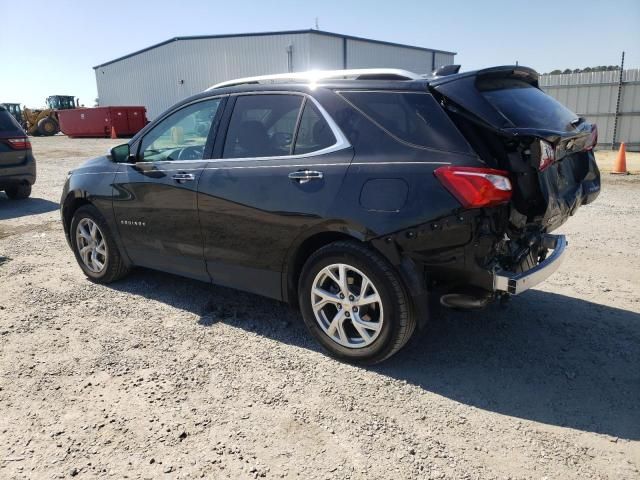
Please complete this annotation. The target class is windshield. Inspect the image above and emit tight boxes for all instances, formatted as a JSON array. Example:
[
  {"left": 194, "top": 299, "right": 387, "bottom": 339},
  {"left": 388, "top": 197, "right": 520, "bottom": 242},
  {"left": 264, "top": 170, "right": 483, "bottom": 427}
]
[{"left": 479, "top": 78, "right": 578, "bottom": 132}]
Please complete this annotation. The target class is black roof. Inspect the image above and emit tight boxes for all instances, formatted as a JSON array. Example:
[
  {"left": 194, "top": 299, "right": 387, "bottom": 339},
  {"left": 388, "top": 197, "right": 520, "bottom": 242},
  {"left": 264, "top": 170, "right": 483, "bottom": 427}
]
[{"left": 93, "top": 29, "right": 456, "bottom": 69}]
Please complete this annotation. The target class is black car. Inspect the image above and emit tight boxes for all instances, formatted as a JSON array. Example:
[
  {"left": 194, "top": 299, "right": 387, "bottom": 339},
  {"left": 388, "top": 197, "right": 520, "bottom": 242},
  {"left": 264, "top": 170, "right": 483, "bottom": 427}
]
[
  {"left": 0, "top": 105, "right": 36, "bottom": 199},
  {"left": 61, "top": 66, "right": 600, "bottom": 364}
]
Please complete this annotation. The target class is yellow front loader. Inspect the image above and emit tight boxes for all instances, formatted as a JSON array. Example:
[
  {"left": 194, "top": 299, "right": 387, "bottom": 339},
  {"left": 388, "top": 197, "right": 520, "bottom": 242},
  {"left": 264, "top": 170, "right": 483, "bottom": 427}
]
[{"left": 22, "top": 95, "right": 78, "bottom": 136}]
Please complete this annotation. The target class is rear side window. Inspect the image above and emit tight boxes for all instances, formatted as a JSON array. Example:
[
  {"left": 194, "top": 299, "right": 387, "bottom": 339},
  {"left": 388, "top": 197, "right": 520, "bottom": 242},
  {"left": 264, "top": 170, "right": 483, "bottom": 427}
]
[
  {"left": 339, "top": 91, "right": 470, "bottom": 151},
  {"left": 223, "top": 94, "right": 303, "bottom": 158},
  {"left": 294, "top": 102, "right": 336, "bottom": 154},
  {"left": 0, "top": 109, "right": 21, "bottom": 133},
  {"left": 478, "top": 78, "right": 578, "bottom": 131}
]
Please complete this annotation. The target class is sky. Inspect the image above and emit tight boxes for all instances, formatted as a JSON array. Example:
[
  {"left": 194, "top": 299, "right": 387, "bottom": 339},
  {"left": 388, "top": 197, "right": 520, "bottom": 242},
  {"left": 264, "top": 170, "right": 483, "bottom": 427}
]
[{"left": 1, "top": 0, "right": 639, "bottom": 108}]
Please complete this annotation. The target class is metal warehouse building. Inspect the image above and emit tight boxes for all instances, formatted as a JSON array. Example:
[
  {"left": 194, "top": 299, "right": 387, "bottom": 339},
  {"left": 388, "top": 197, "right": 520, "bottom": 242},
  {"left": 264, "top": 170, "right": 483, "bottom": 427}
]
[{"left": 94, "top": 29, "right": 455, "bottom": 118}]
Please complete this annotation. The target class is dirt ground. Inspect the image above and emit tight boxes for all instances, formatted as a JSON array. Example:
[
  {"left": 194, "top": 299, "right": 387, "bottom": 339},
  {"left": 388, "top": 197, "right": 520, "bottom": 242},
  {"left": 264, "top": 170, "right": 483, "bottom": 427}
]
[{"left": 1, "top": 136, "right": 639, "bottom": 479}]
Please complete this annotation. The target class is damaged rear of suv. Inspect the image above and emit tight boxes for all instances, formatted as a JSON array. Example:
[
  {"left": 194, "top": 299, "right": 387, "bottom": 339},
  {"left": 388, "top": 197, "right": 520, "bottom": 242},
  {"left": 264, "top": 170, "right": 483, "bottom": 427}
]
[
  {"left": 324, "top": 65, "right": 600, "bottom": 362},
  {"left": 420, "top": 66, "right": 600, "bottom": 305}
]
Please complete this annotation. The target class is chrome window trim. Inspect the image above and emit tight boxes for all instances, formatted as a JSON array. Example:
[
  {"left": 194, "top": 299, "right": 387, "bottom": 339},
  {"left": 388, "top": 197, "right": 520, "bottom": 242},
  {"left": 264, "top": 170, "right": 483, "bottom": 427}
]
[
  {"left": 122, "top": 91, "right": 350, "bottom": 166},
  {"left": 201, "top": 161, "right": 451, "bottom": 172},
  {"left": 77, "top": 160, "right": 452, "bottom": 174}
]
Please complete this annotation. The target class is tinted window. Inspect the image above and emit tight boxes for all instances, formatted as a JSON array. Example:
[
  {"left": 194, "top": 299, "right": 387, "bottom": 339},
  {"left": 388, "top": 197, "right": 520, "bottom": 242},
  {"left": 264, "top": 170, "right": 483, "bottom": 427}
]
[
  {"left": 0, "top": 109, "right": 21, "bottom": 133},
  {"left": 340, "top": 91, "right": 469, "bottom": 150},
  {"left": 293, "top": 102, "right": 336, "bottom": 154},
  {"left": 479, "top": 78, "right": 578, "bottom": 131},
  {"left": 139, "top": 98, "right": 221, "bottom": 162},
  {"left": 223, "top": 95, "right": 303, "bottom": 159}
]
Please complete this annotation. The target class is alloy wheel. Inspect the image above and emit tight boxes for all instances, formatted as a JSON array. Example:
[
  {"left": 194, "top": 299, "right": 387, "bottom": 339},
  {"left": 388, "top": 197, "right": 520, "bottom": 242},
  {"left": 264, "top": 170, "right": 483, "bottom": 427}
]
[
  {"left": 75, "top": 218, "right": 108, "bottom": 273},
  {"left": 311, "top": 263, "right": 384, "bottom": 348}
]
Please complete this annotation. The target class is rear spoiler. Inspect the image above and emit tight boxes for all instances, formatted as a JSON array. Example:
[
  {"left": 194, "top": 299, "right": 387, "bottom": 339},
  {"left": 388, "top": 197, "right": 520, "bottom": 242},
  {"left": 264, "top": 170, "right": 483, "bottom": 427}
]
[{"left": 428, "top": 65, "right": 539, "bottom": 88}]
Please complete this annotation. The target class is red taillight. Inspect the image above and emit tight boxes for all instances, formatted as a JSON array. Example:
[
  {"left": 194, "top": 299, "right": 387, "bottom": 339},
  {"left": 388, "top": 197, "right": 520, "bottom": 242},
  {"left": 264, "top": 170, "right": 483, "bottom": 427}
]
[
  {"left": 3, "top": 137, "right": 31, "bottom": 150},
  {"left": 585, "top": 124, "right": 598, "bottom": 151},
  {"left": 434, "top": 166, "right": 512, "bottom": 209}
]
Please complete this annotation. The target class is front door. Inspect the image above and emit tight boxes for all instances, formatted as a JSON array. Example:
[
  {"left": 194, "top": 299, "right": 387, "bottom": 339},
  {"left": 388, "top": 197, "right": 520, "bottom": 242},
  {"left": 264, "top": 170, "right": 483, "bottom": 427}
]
[
  {"left": 112, "top": 97, "right": 224, "bottom": 281},
  {"left": 197, "top": 93, "right": 353, "bottom": 298}
]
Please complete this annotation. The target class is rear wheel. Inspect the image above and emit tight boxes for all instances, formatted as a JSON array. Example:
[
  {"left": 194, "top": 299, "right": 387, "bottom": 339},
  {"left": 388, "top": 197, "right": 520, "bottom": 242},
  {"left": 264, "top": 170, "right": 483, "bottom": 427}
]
[
  {"left": 4, "top": 183, "right": 31, "bottom": 200},
  {"left": 298, "top": 241, "right": 416, "bottom": 364},
  {"left": 70, "top": 205, "right": 130, "bottom": 283},
  {"left": 37, "top": 117, "right": 58, "bottom": 136}
]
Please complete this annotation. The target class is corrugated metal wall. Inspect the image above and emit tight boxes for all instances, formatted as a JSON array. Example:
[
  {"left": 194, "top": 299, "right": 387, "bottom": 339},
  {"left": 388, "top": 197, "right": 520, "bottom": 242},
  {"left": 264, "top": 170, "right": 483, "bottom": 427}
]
[
  {"left": 95, "top": 33, "right": 310, "bottom": 118},
  {"left": 308, "top": 33, "right": 344, "bottom": 70},
  {"left": 434, "top": 52, "right": 455, "bottom": 70},
  {"left": 344, "top": 39, "right": 434, "bottom": 73},
  {"left": 95, "top": 41, "right": 181, "bottom": 121},
  {"left": 95, "top": 32, "right": 454, "bottom": 119},
  {"left": 540, "top": 69, "right": 640, "bottom": 151}
]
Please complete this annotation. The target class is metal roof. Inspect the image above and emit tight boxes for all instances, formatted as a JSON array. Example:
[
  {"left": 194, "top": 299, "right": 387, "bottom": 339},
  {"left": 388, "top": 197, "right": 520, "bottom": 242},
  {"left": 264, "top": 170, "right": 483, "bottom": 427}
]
[{"left": 93, "top": 29, "right": 456, "bottom": 69}]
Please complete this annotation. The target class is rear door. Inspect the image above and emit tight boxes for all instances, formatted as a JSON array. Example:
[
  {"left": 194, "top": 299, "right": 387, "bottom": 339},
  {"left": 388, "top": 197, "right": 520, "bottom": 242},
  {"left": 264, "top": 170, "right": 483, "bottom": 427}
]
[
  {"left": 197, "top": 93, "right": 353, "bottom": 299},
  {"left": 112, "top": 97, "right": 224, "bottom": 281},
  {"left": 431, "top": 67, "right": 600, "bottom": 230}
]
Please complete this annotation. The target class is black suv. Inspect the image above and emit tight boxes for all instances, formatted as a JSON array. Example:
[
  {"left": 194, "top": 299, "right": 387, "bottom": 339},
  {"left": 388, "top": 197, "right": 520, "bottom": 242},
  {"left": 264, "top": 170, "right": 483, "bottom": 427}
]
[
  {"left": 61, "top": 66, "right": 600, "bottom": 364},
  {"left": 0, "top": 105, "right": 36, "bottom": 199}
]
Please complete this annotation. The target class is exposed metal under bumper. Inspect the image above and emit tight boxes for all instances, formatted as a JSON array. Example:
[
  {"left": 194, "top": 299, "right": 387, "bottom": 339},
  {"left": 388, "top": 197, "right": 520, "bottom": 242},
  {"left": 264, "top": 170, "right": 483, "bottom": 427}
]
[{"left": 493, "top": 234, "right": 567, "bottom": 295}]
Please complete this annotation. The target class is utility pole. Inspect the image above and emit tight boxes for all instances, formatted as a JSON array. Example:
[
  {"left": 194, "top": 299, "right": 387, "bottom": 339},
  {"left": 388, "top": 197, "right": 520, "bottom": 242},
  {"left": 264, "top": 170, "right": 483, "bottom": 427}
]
[
  {"left": 611, "top": 51, "right": 625, "bottom": 149},
  {"left": 315, "top": 17, "right": 319, "bottom": 30}
]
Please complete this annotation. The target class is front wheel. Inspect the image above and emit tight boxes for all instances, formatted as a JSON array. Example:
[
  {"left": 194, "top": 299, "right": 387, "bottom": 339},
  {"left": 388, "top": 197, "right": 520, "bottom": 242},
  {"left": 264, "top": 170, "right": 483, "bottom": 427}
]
[
  {"left": 70, "top": 205, "right": 130, "bottom": 283},
  {"left": 298, "top": 241, "right": 416, "bottom": 364}
]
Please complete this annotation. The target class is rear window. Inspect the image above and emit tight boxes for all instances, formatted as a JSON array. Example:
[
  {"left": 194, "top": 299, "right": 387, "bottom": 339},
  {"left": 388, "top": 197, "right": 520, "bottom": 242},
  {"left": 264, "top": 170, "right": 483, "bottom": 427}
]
[
  {"left": 0, "top": 109, "right": 21, "bottom": 133},
  {"left": 339, "top": 91, "right": 470, "bottom": 151},
  {"left": 478, "top": 78, "right": 578, "bottom": 131}
]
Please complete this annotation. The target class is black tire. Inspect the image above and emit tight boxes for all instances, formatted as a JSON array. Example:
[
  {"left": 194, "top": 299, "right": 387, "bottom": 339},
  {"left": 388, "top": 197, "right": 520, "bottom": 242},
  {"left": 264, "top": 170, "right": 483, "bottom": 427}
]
[
  {"left": 70, "top": 204, "right": 130, "bottom": 283},
  {"left": 298, "top": 240, "right": 416, "bottom": 364},
  {"left": 4, "top": 183, "right": 32, "bottom": 200},
  {"left": 37, "top": 117, "right": 58, "bottom": 136}
]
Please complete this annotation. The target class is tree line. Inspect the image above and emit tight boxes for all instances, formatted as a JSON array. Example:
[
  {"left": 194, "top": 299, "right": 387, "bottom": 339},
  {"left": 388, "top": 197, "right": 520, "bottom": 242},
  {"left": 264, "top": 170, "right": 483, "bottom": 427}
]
[{"left": 545, "top": 66, "right": 621, "bottom": 75}]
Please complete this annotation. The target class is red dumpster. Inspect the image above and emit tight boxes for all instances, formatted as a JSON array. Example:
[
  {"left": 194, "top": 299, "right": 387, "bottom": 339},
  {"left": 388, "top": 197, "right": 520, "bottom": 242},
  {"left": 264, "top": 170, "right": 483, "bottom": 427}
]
[{"left": 57, "top": 106, "right": 148, "bottom": 138}]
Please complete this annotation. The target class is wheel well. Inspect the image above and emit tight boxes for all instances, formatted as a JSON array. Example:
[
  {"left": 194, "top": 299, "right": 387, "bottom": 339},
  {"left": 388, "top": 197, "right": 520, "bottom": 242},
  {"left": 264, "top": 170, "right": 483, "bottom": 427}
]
[
  {"left": 62, "top": 196, "right": 90, "bottom": 237},
  {"left": 286, "top": 231, "right": 357, "bottom": 305}
]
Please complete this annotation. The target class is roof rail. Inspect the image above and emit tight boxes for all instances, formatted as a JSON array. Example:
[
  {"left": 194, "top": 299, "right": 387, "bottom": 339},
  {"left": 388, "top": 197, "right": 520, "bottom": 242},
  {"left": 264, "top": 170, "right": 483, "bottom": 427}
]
[{"left": 205, "top": 68, "right": 421, "bottom": 90}]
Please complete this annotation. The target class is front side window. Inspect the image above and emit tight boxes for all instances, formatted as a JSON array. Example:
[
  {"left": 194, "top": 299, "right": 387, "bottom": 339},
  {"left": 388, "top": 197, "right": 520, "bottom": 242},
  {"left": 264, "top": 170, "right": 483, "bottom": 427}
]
[
  {"left": 293, "top": 102, "right": 336, "bottom": 155},
  {"left": 223, "top": 94, "right": 303, "bottom": 159},
  {"left": 139, "top": 98, "right": 222, "bottom": 162}
]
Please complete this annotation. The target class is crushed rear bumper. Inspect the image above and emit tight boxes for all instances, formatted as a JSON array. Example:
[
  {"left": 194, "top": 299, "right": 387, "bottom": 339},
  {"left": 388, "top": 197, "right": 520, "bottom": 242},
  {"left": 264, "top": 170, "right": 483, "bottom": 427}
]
[{"left": 493, "top": 234, "right": 567, "bottom": 295}]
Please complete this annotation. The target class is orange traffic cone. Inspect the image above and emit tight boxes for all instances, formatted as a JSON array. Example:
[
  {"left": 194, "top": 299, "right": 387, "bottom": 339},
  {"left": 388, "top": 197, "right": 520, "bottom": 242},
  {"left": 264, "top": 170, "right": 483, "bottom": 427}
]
[
  {"left": 110, "top": 126, "right": 117, "bottom": 139},
  {"left": 611, "top": 142, "right": 628, "bottom": 175}
]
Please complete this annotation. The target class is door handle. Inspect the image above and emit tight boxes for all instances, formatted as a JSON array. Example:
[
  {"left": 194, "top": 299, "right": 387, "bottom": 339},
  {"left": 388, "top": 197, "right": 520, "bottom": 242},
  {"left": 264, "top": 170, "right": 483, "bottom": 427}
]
[
  {"left": 288, "top": 170, "right": 323, "bottom": 184},
  {"left": 172, "top": 173, "right": 195, "bottom": 182}
]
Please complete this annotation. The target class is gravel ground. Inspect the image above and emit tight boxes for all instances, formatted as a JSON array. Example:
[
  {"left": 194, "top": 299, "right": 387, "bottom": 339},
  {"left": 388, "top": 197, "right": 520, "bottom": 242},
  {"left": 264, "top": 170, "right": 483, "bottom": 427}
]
[{"left": 1, "top": 136, "right": 639, "bottom": 479}]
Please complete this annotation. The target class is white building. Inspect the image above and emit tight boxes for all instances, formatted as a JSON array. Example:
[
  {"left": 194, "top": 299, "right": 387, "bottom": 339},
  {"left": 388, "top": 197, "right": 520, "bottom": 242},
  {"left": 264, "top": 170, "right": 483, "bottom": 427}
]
[{"left": 94, "top": 29, "right": 455, "bottom": 118}]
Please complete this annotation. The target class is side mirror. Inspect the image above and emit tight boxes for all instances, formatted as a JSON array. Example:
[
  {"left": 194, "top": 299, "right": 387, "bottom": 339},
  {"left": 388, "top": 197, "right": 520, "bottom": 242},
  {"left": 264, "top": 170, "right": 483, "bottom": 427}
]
[{"left": 110, "top": 143, "right": 133, "bottom": 163}]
